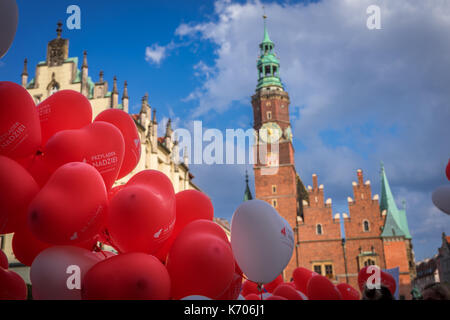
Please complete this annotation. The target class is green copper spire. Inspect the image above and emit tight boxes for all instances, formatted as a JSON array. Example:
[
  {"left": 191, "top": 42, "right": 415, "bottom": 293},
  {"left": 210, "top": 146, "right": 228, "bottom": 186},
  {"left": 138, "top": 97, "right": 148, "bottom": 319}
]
[
  {"left": 380, "top": 162, "right": 412, "bottom": 239},
  {"left": 244, "top": 170, "right": 253, "bottom": 201},
  {"left": 256, "top": 15, "right": 283, "bottom": 90}
]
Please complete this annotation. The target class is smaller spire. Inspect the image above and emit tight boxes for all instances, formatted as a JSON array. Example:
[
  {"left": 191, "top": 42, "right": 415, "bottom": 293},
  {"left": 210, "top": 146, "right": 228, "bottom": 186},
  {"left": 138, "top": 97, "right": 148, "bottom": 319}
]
[
  {"left": 140, "top": 92, "right": 148, "bottom": 113},
  {"left": 244, "top": 170, "right": 253, "bottom": 201},
  {"left": 99, "top": 70, "right": 104, "bottom": 82},
  {"left": 165, "top": 118, "right": 173, "bottom": 137},
  {"left": 56, "top": 21, "right": 63, "bottom": 39},
  {"left": 122, "top": 81, "right": 128, "bottom": 99},
  {"left": 152, "top": 109, "right": 157, "bottom": 123},
  {"left": 112, "top": 76, "right": 118, "bottom": 94},
  {"left": 82, "top": 51, "right": 88, "bottom": 68},
  {"left": 22, "top": 58, "right": 28, "bottom": 76}
]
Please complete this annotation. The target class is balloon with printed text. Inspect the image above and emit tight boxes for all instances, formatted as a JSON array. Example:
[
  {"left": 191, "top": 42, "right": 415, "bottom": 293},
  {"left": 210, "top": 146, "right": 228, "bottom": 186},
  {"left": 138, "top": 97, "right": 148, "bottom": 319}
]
[
  {"left": 231, "top": 199, "right": 294, "bottom": 284},
  {"left": 41, "top": 121, "right": 125, "bottom": 190},
  {"left": 0, "top": 81, "right": 41, "bottom": 159},
  {"left": 94, "top": 109, "right": 141, "bottom": 179}
]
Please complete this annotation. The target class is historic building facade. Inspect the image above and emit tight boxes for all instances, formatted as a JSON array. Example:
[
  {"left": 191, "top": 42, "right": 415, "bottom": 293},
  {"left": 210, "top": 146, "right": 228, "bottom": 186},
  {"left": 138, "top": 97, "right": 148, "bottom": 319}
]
[
  {"left": 0, "top": 22, "right": 198, "bottom": 281},
  {"left": 251, "top": 17, "right": 416, "bottom": 299}
]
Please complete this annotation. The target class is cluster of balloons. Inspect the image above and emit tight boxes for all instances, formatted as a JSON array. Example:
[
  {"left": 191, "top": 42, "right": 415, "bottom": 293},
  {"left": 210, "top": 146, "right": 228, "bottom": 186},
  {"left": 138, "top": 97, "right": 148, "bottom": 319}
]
[
  {"left": 431, "top": 159, "right": 450, "bottom": 216},
  {"left": 0, "top": 81, "right": 398, "bottom": 300}
]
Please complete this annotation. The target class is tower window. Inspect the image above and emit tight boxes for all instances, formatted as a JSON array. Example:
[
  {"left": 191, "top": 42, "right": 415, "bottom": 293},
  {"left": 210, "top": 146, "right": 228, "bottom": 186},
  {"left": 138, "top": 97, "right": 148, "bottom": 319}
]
[
  {"left": 272, "top": 185, "right": 277, "bottom": 194},
  {"left": 325, "top": 264, "right": 333, "bottom": 279},
  {"left": 363, "top": 220, "right": 370, "bottom": 232},
  {"left": 364, "top": 259, "right": 376, "bottom": 267},
  {"left": 272, "top": 199, "right": 277, "bottom": 208},
  {"left": 267, "top": 111, "right": 272, "bottom": 120},
  {"left": 313, "top": 265, "right": 322, "bottom": 275},
  {"left": 273, "top": 66, "right": 277, "bottom": 76},
  {"left": 265, "top": 65, "right": 270, "bottom": 75},
  {"left": 316, "top": 224, "right": 323, "bottom": 235}
]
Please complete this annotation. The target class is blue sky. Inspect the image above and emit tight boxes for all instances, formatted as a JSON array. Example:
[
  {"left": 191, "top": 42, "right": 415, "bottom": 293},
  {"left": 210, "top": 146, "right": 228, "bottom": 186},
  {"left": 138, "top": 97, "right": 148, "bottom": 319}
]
[{"left": 1, "top": 0, "right": 449, "bottom": 262}]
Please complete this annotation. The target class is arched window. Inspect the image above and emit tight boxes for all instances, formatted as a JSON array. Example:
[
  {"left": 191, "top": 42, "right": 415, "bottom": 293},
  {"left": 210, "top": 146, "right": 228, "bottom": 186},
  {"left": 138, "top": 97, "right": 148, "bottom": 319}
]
[
  {"left": 363, "top": 220, "right": 370, "bottom": 232},
  {"left": 316, "top": 224, "right": 323, "bottom": 235},
  {"left": 364, "top": 258, "right": 376, "bottom": 267}
]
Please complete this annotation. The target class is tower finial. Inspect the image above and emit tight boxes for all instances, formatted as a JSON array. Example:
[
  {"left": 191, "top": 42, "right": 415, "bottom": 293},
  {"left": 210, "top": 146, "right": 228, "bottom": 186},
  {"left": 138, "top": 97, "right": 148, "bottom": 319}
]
[
  {"left": 56, "top": 21, "right": 63, "bottom": 38},
  {"left": 112, "top": 75, "right": 118, "bottom": 94},
  {"left": 22, "top": 58, "right": 28, "bottom": 76},
  {"left": 82, "top": 50, "right": 88, "bottom": 68}
]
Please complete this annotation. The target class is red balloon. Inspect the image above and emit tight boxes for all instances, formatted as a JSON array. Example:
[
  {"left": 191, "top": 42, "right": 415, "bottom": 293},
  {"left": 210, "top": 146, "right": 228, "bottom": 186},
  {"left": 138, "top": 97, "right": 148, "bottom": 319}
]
[
  {"left": 28, "top": 162, "right": 107, "bottom": 245},
  {"left": 264, "top": 274, "right": 283, "bottom": 293},
  {"left": 241, "top": 279, "right": 262, "bottom": 297},
  {"left": 38, "top": 90, "right": 92, "bottom": 146},
  {"left": 108, "top": 184, "right": 125, "bottom": 201},
  {"left": 0, "top": 250, "right": 8, "bottom": 269},
  {"left": 446, "top": 159, "right": 450, "bottom": 181},
  {"left": 94, "top": 109, "right": 141, "bottom": 179},
  {"left": 216, "top": 262, "right": 243, "bottom": 300},
  {"left": 26, "top": 153, "right": 53, "bottom": 188},
  {"left": 293, "top": 267, "right": 317, "bottom": 294},
  {"left": 357, "top": 266, "right": 371, "bottom": 292},
  {"left": 0, "top": 267, "right": 27, "bottom": 300},
  {"left": 0, "top": 81, "right": 41, "bottom": 159},
  {"left": 336, "top": 283, "right": 360, "bottom": 300},
  {"left": 245, "top": 293, "right": 261, "bottom": 300},
  {"left": 265, "top": 295, "right": 288, "bottom": 300},
  {"left": 307, "top": 275, "right": 342, "bottom": 300},
  {"left": 42, "top": 121, "right": 125, "bottom": 190},
  {"left": 166, "top": 228, "right": 235, "bottom": 300},
  {"left": 173, "top": 190, "right": 214, "bottom": 230},
  {"left": 82, "top": 252, "right": 171, "bottom": 300},
  {"left": 0, "top": 155, "right": 39, "bottom": 234},
  {"left": 12, "top": 225, "right": 52, "bottom": 266},
  {"left": 273, "top": 283, "right": 304, "bottom": 300},
  {"left": 380, "top": 271, "right": 397, "bottom": 296},
  {"left": 108, "top": 185, "right": 175, "bottom": 254},
  {"left": 155, "top": 190, "right": 214, "bottom": 262}
]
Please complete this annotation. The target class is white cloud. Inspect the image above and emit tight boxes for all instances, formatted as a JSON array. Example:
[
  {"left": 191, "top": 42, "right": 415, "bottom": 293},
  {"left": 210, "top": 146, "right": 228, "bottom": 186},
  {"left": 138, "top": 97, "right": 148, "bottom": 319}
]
[
  {"left": 145, "top": 44, "right": 167, "bottom": 65},
  {"left": 173, "top": 0, "right": 450, "bottom": 260}
]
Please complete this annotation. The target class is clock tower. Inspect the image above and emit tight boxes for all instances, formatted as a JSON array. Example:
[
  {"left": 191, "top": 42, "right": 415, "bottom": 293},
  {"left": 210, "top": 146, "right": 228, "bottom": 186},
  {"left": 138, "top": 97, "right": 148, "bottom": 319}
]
[{"left": 252, "top": 15, "right": 299, "bottom": 264}]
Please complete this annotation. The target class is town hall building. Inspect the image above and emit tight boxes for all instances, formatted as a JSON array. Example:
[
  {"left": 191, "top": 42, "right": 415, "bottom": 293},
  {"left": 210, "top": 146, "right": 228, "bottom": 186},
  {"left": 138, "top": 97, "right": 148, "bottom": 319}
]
[{"left": 250, "top": 16, "right": 416, "bottom": 299}]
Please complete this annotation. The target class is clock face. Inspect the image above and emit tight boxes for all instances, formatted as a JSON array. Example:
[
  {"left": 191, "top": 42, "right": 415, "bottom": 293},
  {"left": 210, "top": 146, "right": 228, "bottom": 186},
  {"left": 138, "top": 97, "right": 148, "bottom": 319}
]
[
  {"left": 259, "top": 122, "right": 282, "bottom": 144},
  {"left": 284, "top": 126, "right": 293, "bottom": 141}
]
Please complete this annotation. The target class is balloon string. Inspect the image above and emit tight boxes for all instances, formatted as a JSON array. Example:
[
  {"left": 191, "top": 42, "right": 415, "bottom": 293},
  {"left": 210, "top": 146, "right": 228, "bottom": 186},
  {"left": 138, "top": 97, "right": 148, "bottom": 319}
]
[{"left": 242, "top": 274, "right": 265, "bottom": 300}]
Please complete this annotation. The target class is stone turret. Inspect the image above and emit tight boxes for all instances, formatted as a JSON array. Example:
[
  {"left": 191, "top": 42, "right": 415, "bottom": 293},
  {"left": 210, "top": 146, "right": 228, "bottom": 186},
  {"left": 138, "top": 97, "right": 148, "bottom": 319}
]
[
  {"left": 122, "top": 81, "right": 129, "bottom": 113},
  {"left": 21, "top": 58, "right": 28, "bottom": 88},
  {"left": 111, "top": 75, "right": 118, "bottom": 108},
  {"left": 81, "top": 51, "right": 89, "bottom": 97}
]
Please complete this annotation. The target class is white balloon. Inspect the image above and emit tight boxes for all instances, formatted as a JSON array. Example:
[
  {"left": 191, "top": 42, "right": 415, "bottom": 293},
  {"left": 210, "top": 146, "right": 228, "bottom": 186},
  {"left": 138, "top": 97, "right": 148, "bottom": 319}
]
[
  {"left": 30, "top": 246, "right": 103, "bottom": 300},
  {"left": 181, "top": 295, "right": 212, "bottom": 300},
  {"left": 432, "top": 185, "right": 450, "bottom": 215},
  {"left": 0, "top": 0, "right": 18, "bottom": 58},
  {"left": 231, "top": 199, "right": 294, "bottom": 284}
]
